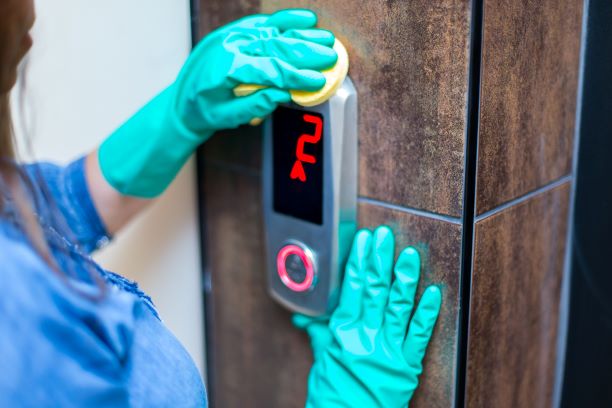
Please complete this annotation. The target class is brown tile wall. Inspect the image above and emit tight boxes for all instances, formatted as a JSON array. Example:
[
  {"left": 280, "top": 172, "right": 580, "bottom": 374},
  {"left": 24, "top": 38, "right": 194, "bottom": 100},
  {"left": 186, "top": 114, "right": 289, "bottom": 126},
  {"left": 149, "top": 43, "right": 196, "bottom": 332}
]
[
  {"left": 463, "top": 1, "right": 584, "bottom": 404},
  {"left": 198, "top": 0, "right": 259, "bottom": 33},
  {"left": 202, "top": 176, "right": 463, "bottom": 408},
  {"left": 465, "top": 182, "right": 571, "bottom": 407},
  {"left": 198, "top": 3, "right": 471, "bottom": 405},
  {"left": 476, "top": 0, "right": 583, "bottom": 214},
  {"left": 359, "top": 204, "right": 462, "bottom": 407},
  {"left": 197, "top": 1, "right": 581, "bottom": 407},
  {"left": 201, "top": 0, "right": 472, "bottom": 217}
]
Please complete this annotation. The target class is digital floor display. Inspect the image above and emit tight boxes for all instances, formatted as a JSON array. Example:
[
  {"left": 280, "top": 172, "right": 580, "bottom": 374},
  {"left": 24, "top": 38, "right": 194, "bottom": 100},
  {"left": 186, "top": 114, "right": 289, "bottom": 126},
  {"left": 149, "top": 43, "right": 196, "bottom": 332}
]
[{"left": 273, "top": 107, "right": 324, "bottom": 225}]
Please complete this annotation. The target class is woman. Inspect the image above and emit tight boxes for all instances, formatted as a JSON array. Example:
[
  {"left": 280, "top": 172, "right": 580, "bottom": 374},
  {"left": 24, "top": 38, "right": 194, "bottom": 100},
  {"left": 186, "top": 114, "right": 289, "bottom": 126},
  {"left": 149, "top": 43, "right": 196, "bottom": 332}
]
[{"left": 0, "top": 1, "right": 441, "bottom": 407}]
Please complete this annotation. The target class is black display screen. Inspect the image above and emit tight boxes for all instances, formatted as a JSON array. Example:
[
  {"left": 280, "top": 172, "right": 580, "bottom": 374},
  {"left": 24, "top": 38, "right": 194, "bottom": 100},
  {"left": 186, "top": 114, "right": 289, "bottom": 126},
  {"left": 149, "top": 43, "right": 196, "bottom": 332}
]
[{"left": 273, "top": 106, "right": 324, "bottom": 225}]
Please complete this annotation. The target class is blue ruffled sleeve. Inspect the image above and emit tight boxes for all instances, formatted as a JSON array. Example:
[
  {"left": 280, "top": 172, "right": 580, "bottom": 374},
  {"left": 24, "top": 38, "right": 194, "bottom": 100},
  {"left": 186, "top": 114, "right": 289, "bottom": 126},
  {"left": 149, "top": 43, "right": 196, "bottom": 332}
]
[{"left": 24, "top": 157, "right": 112, "bottom": 254}]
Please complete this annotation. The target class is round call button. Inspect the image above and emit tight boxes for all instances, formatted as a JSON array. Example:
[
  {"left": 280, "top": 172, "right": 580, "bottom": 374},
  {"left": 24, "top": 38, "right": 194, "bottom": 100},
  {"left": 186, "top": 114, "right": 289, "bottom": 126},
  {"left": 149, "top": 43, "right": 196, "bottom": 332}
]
[{"left": 276, "top": 243, "right": 316, "bottom": 292}]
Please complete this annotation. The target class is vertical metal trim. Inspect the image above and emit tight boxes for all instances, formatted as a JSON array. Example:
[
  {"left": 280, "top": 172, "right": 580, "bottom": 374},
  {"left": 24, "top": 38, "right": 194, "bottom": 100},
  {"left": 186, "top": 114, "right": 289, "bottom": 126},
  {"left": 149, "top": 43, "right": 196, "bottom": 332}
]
[
  {"left": 552, "top": 1, "right": 590, "bottom": 406},
  {"left": 455, "top": 0, "right": 484, "bottom": 406}
]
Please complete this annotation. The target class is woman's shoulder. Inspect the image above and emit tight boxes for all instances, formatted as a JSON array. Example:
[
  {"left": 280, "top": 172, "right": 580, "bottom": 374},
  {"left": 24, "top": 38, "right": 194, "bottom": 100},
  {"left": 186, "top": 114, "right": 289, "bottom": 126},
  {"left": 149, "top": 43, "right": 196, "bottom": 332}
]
[
  {"left": 0, "top": 224, "right": 79, "bottom": 300},
  {"left": 0, "top": 225, "right": 137, "bottom": 331},
  {"left": 0, "top": 227, "right": 138, "bottom": 341},
  {"left": 0, "top": 225, "right": 52, "bottom": 287},
  {"left": 0, "top": 229, "right": 136, "bottom": 405}
]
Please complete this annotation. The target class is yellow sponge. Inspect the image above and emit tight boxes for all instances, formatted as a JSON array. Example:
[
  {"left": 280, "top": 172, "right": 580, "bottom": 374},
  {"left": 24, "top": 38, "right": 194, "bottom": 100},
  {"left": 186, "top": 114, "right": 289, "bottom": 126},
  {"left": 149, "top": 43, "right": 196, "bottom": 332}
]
[{"left": 234, "top": 38, "right": 349, "bottom": 120}]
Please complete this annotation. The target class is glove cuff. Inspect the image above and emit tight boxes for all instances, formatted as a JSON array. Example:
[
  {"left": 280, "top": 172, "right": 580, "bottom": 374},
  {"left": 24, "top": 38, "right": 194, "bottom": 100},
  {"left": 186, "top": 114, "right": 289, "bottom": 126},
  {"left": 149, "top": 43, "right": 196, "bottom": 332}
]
[{"left": 99, "top": 85, "right": 212, "bottom": 198}]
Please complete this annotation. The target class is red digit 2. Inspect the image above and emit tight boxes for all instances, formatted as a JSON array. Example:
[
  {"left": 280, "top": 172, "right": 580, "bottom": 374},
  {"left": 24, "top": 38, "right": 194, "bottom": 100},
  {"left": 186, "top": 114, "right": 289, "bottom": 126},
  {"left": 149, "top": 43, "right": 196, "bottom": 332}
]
[{"left": 290, "top": 114, "right": 322, "bottom": 182}]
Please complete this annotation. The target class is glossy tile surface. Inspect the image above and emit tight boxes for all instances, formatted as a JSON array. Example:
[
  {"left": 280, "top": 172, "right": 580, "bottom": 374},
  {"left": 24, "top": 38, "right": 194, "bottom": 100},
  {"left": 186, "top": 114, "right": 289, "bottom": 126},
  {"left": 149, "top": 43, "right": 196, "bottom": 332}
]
[
  {"left": 359, "top": 203, "right": 462, "bottom": 408},
  {"left": 197, "top": 2, "right": 469, "bottom": 406},
  {"left": 197, "top": 2, "right": 581, "bottom": 408},
  {"left": 466, "top": 182, "right": 571, "bottom": 407},
  {"left": 476, "top": 0, "right": 583, "bottom": 214},
  {"left": 232, "top": 0, "right": 475, "bottom": 216},
  {"left": 203, "top": 164, "right": 312, "bottom": 407},
  {"left": 202, "top": 168, "right": 463, "bottom": 407}
]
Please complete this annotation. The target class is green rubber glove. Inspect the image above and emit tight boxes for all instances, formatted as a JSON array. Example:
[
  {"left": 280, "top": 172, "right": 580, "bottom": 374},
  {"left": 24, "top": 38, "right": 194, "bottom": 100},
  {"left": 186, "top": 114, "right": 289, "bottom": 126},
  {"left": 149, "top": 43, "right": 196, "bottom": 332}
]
[
  {"left": 293, "top": 226, "right": 442, "bottom": 408},
  {"left": 99, "top": 9, "right": 337, "bottom": 198}
]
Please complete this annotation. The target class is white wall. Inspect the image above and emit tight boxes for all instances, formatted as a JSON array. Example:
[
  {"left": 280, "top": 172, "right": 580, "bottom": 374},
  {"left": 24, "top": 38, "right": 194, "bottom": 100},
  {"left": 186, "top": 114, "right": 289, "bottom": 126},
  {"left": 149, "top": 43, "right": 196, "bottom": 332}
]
[{"left": 12, "top": 0, "right": 205, "bottom": 375}]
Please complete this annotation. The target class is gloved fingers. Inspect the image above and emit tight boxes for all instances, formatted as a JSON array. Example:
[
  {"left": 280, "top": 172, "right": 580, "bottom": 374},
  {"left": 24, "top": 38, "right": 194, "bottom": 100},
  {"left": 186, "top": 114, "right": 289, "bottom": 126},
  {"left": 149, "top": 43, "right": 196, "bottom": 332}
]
[
  {"left": 263, "top": 9, "right": 318, "bottom": 31},
  {"left": 330, "top": 229, "right": 372, "bottom": 327},
  {"left": 230, "top": 56, "right": 326, "bottom": 91},
  {"left": 245, "top": 37, "right": 337, "bottom": 71},
  {"left": 383, "top": 247, "right": 420, "bottom": 344},
  {"left": 223, "top": 88, "right": 291, "bottom": 127},
  {"left": 402, "top": 285, "right": 442, "bottom": 372},
  {"left": 362, "top": 226, "right": 395, "bottom": 330},
  {"left": 283, "top": 29, "right": 335, "bottom": 47}
]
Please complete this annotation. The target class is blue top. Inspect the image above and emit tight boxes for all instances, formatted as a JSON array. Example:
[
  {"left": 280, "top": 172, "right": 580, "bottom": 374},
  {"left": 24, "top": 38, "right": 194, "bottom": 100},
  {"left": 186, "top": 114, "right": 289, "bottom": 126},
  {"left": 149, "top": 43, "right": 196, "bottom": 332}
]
[{"left": 0, "top": 158, "right": 206, "bottom": 407}]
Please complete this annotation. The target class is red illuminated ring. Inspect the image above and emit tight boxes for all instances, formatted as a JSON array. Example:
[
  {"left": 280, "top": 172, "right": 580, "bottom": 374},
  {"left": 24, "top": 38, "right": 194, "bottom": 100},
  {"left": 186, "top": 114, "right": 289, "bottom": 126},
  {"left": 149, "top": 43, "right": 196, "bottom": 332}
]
[{"left": 276, "top": 244, "right": 315, "bottom": 292}]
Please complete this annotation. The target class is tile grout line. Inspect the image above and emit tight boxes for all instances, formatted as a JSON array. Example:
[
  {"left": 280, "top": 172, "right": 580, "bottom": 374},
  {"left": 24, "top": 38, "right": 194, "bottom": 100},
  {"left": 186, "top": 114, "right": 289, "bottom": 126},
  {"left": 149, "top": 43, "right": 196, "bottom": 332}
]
[
  {"left": 474, "top": 175, "right": 573, "bottom": 223},
  {"left": 358, "top": 197, "right": 462, "bottom": 225}
]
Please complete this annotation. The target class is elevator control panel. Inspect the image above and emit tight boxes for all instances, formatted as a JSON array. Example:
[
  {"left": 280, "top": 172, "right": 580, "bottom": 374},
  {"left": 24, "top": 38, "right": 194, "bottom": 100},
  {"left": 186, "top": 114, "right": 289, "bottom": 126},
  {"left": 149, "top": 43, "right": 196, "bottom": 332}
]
[{"left": 263, "top": 78, "right": 357, "bottom": 316}]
